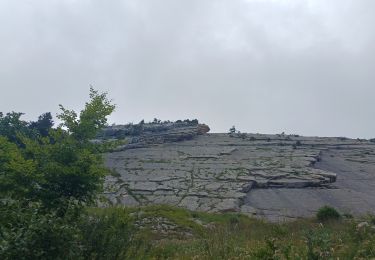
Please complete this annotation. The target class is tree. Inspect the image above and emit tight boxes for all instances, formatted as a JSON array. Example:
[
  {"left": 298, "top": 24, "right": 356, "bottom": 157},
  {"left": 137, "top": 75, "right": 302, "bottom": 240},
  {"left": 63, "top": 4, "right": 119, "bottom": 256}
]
[
  {"left": 0, "top": 111, "right": 54, "bottom": 147},
  {"left": 1, "top": 88, "right": 115, "bottom": 209},
  {"left": 58, "top": 87, "right": 115, "bottom": 141},
  {"left": 0, "top": 88, "right": 116, "bottom": 258},
  {"left": 0, "top": 136, "right": 39, "bottom": 200},
  {"left": 0, "top": 112, "right": 31, "bottom": 146},
  {"left": 29, "top": 112, "right": 54, "bottom": 137}
]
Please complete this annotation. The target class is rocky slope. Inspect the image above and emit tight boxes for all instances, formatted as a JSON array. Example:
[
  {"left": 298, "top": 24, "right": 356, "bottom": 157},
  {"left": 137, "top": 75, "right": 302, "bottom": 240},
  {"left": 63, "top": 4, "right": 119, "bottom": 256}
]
[
  {"left": 98, "top": 120, "right": 210, "bottom": 150},
  {"left": 102, "top": 124, "right": 375, "bottom": 221}
]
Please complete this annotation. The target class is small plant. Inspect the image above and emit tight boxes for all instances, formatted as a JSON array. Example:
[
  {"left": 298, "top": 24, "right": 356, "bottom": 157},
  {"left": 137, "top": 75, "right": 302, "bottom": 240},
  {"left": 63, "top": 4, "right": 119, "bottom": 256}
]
[
  {"left": 228, "top": 214, "right": 240, "bottom": 226},
  {"left": 316, "top": 206, "right": 341, "bottom": 222},
  {"left": 153, "top": 118, "right": 161, "bottom": 124},
  {"left": 229, "top": 126, "right": 236, "bottom": 134},
  {"left": 305, "top": 229, "right": 332, "bottom": 259},
  {"left": 251, "top": 238, "right": 284, "bottom": 259}
]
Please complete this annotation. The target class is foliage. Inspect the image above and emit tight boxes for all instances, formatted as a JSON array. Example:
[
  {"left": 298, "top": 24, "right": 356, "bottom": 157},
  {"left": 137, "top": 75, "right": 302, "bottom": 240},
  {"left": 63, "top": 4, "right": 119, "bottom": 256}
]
[
  {"left": 29, "top": 112, "right": 54, "bottom": 137},
  {"left": 305, "top": 228, "right": 333, "bottom": 259},
  {"left": 0, "top": 136, "right": 39, "bottom": 200},
  {"left": 58, "top": 87, "right": 115, "bottom": 141},
  {"left": 0, "top": 200, "right": 82, "bottom": 259},
  {"left": 1, "top": 88, "right": 115, "bottom": 210},
  {"left": 0, "top": 88, "right": 115, "bottom": 258},
  {"left": 74, "top": 205, "right": 375, "bottom": 259},
  {"left": 0, "top": 112, "right": 32, "bottom": 146},
  {"left": 229, "top": 125, "right": 236, "bottom": 134},
  {"left": 0, "top": 112, "right": 54, "bottom": 146},
  {"left": 316, "top": 206, "right": 341, "bottom": 222},
  {"left": 79, "top": 207, "right": 138, "bottom": 259},
  {"left": 2, "top": 201, "right": 375, "bottom": 259}
]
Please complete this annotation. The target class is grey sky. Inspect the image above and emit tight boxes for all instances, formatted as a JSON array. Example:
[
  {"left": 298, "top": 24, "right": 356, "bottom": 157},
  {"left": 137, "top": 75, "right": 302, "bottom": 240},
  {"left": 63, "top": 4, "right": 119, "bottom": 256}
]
[{"left": 1, "top": 0, "right": 374, "bottom": 138}]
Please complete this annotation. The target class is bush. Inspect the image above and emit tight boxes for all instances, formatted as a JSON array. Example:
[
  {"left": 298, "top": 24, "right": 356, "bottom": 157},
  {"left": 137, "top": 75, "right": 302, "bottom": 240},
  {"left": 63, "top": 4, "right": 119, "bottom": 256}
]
[
  {"left": 79, "top": 208, "right": 137, "bottom": 259},
  {"left": 316, "top": 206, "right": 341, "bottom": 222},
  {"left": 305, "top": 229, "right": 332, "bottom": 259},
  {"left": 0, "top": 200, "right": 82, "bottom": 259},
  {"left": 229, "top": 126, "right": 236, "bottom": 134}
]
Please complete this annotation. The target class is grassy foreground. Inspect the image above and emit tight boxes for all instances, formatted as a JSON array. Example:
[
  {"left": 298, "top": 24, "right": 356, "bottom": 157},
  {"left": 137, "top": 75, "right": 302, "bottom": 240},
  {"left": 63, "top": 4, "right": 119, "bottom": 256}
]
[{"left": 81, "top": 205, "right": 375, "bottom": 259}]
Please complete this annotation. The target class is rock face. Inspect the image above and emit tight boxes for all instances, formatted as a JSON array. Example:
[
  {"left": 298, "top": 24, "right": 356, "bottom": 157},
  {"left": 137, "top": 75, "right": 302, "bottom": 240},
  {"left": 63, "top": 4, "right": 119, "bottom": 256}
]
[
  {"left": 98, "top": 120, "right": 210, "bottom": 150},
  {"left": 103, "top": 128, "right": 375, "bottom": 221}
]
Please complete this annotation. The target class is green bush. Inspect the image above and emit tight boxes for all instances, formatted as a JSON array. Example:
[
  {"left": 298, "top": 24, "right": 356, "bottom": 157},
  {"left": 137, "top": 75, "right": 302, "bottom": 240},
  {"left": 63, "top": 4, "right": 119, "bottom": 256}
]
[
  {"left": 305, "top": 229, "right": 332, "bottom": 259},
  {"left": 0, "top": 200, "right": 82, "bottom": 259},
  {"left": 316, "top": 206, "right": 341, "bottom": 222},
  {"left": 79, "top": 208, "right": 137, "bottom": 259}
]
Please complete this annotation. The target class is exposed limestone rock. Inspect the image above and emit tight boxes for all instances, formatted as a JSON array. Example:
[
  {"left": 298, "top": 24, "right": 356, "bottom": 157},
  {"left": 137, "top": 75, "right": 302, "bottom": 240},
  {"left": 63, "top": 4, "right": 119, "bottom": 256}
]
[
  {"left": 104, "top": 132, "right": 346, "bottom": 211},
  {"left": 97, "top": 120, "right": 210, "bottom": 151},
  {"left": 101, "top": 125, "right": 375, "bottom": 220},
  {"left": 357, "top": 222, "right": 369, "bottom": 229},
  {"left": 135, "top": 216, "right": 194, "bottom": 239}
]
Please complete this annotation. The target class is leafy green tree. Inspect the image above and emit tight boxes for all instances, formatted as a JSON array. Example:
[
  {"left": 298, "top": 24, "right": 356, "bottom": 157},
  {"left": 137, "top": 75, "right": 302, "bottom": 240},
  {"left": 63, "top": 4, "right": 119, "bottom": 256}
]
[
  {"left": 0, "top": 112, "right": 31, "bottom": 146},
  {"left": 0, "top": 88, "right": 116, "bottom": 258},
  {"left": 0, "top": 111, "right": 54, "bottom": 146},
  {"left": 29, "top": 112, "right": 54, "bottom": 137},
  {"left": 1, "top": 88, "right": 115, "bottom": 209},
  {"left": 58, "top": 87, "right": 115, "bottom": 141},
  {"left": 0, "top": 136, "right": 39, "bottom": 200}
]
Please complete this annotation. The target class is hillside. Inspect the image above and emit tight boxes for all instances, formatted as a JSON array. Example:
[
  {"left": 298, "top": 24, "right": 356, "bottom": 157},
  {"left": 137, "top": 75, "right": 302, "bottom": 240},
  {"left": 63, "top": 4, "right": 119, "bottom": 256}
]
[{"left": 102, "top": 123, "right": 375, "bottom": 222}]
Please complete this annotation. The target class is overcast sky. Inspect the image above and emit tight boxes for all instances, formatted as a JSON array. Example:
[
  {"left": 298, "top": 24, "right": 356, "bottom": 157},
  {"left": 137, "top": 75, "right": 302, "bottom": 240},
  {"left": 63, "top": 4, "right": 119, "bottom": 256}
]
[{"left": 1, "top": 0, "right": 374, "bottom": 138}]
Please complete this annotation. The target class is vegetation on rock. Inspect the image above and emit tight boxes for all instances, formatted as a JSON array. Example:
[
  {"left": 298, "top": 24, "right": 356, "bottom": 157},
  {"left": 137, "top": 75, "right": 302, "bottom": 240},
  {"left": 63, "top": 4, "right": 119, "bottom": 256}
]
[{"left": 316, "top": 205, "right": 341, "bottom": 222}]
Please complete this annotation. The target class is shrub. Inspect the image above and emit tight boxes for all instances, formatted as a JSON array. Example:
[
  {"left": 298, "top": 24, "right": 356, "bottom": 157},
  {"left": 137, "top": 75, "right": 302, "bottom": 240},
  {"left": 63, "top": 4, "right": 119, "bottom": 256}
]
[
  {"left": 229, "top": 126, "right": 236, "bottom": 134},
  {"left": 79, "top": 208, "right": 136, "bottom": 259},
  {"left": 316, "top": 206, "right": 341, "bottom": 222},
  {"left": 305, "top": 229, "right": 332, "bottom": 259},
  {"left": 0, "top": 200, "right": 82, "bottom": 259}
]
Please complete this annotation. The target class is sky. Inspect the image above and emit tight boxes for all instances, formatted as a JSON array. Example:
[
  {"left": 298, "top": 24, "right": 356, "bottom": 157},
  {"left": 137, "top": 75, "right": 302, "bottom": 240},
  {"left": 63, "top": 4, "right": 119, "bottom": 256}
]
[{"left": 0, "top": 0, "right": 374, "bottom": 138}]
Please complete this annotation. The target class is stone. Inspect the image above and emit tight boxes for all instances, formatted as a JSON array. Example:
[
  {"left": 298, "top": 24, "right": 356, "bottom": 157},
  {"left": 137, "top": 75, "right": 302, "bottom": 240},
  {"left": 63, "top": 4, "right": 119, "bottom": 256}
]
[
  {"left": 240, "top": 205, "right": 258, "bottom": 215},
  {"left": 214, "top": 199, "right": 240, "bottom": 212},
  {"left": 98, "top": 120, "right": 210, "bottom": 150},
  {"left": 357, "top": 222, "right": 369, "bottom": 229},
  {"left": 101, "top": 123, "right": 375, "bottom": 220}
]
